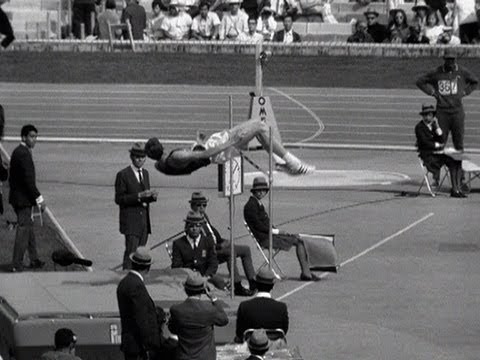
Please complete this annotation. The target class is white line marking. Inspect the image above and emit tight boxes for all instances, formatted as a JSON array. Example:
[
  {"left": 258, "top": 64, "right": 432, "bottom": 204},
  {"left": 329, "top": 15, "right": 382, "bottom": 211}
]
[
  {"left": 276, "top": 212, "right": 434, "bottom": 301},
  {"left": 269, "top": 87, "right": 325, "bottom": 142}
]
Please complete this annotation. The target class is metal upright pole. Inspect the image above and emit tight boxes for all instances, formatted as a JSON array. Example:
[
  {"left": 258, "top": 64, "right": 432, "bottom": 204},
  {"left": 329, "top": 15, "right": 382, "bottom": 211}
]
[
  {"left": 255, "top": 40, "right": 263, "bottom": 97},
  {"left": 229, "top": 95, "right": 235, "bottom": 299},
  {"left": 268, "top": 126, "right": 273, "bottom": 269}
]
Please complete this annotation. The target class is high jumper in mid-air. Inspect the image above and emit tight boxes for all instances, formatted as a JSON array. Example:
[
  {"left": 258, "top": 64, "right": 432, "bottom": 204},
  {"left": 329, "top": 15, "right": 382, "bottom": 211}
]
[{"left": 145, "top": 117, "right": 315, "bottom": 176}]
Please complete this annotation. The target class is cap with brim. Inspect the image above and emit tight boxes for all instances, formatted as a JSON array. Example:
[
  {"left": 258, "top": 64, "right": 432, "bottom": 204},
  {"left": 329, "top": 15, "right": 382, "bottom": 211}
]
[
  {"left": 251, "top": 176, "right": 269, "bottom": 192},
  {"left": 189, "top": 191, "right": 209, "bottom": 204},
  {"left": 129, "top": 246, "right": 152, "bottom": 266},
  {"left": 248, "top": 329, "right": 270, "bottom": 352},
  {"left": 255, "top": 268, "right": 276, "bottom": 285},
  {"left": 184, "top": 210, "right": 205, "bottom": 224},
  {"left": 363, "top": 7, "right": 379, "bottom": 17},
  {"left": 129, "top": 142, "right": 146, "bottom": 157},
  {"left": 419, "top": 104, "right": 436, "bottom": 115},
  {"left": 184, "top": 274, "right": 206, "bottom": 293}
]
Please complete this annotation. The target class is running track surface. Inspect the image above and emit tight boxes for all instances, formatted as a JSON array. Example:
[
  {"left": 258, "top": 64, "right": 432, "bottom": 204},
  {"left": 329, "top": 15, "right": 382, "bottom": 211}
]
[{"left": 2, "top": 83, "right": 480, "bottom": 149}]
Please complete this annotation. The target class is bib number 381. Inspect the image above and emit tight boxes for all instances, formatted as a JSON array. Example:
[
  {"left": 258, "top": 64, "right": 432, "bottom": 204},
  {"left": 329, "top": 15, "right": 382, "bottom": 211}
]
[{"left": 438, "top": 80, "right": 458, "bottom": 95}]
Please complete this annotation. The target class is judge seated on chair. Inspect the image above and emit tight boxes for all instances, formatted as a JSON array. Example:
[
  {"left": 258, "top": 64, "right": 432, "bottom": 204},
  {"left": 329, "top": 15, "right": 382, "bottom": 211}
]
[{"left": 415, "top": 104, "right": 466, "bottom": 198}]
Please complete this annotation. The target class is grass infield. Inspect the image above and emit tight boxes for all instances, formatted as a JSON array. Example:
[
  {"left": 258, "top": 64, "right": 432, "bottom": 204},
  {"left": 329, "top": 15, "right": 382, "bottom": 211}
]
[{"left": 2, "top": 51, "right": 480, "bottom": 87}]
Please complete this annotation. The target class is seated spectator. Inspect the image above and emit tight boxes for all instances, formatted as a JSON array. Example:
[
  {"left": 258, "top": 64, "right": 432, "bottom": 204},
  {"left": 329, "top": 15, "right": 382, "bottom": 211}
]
[
  {"left": 347, "top": 21, "right": 375, "bottom": 42},
  {"left": 121, "top": 0, "right": 147, "bottom": 40},
  {"left": 424, "top": 9, "right": 444, "bottom": 43},
  {"left": 191, "top": 1, "right": 221, "bottom": 40},
  {"left": 319, "top": 0, "right": 338, "bottom": 24},
  {"left": 415, "top": 104, "right": 465, "bottom": 197},
  {"left": 160, "top": 2, "right": 193, "bottom": 40},
  {"left": 364, "top": 7, "right": 388, "bottom": 43},
  {"left": 387, "top": 8, "right": 410, "bottom": 43},
  {"left": 406, "top": 21, "right": 430, "bottom": 43},
  {"left": 41, "top": 328, "right": 82, "bottom": 360},
  {"left": 436, "top": 25, "right": 461, "bottom": 44},
  {"left": 273, "top": 14, "right": 301, "bottom": 43},
  {"left": 426, "top": 0, "right": 449, "bottom": 23},
  {"left": 245, "top": 329, "right": 270, "bottom": 360},
  {"left": 257, "top": 6, "right": 277, "bottom": 41},
  {"left": 168, "top": 274, "right": 229, "bottom": 360},
  {"left": 268, "top": 0, "right": 298, "bottom": 18},
  {"left": 412, "top": 0, "right": 429, "bottom": 27},
  {"left": 238, "top": 16, "right": 264, "bottom": 42},
  {"left": 189, "top": 191, "right": 256, "bottom": 296},
  {"left": 219, "top": 0, "right": 249, "bottom": 40},
  {"left": 148, "top": 0, "right": 166, "bottom": 40},
  {"left": 455, "top": 0, "right": 479, "bottom": 43},
  {"left": 235, "top": 268, "right": 289, "bottom": 349},
  {"left": 97, "top": 0, "right": 121, "bottom": 40}
]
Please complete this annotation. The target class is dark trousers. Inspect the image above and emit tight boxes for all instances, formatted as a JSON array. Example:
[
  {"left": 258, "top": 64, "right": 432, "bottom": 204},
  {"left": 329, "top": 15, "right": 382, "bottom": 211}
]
[
  {"left": 0, "top": 7, "right": 15, "bottom": 48},
  {"left": 459, "top": 22, "right": 479, "bottom": 44},
  {"left": 72, "top": 2, "right": 96, "bottom": 38},
  {"left": 12, "top": 207, "right": 39, "bottom": 269},
  {"left": 421, "top": 153, "right": 462, "bottom": 192},
  {"left": 436, "top": 108, "right": 465, "bottom": 151},
  {"left": 217, "top": 243, "right": 256, "bottom": 283},
  {"left": 123, "top": 232, "right": 148, "bottom": 270}
]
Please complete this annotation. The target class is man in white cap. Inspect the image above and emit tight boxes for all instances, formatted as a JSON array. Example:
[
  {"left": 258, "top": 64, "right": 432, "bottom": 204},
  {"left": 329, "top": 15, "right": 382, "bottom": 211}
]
[{"left": 219, "top": 0, "right": 249, "bottom": 40}]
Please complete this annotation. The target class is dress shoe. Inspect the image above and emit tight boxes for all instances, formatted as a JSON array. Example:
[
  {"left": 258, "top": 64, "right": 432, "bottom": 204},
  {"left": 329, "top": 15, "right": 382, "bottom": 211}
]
[
  {"left": 29, "top": 259, "right": 45, "bottom": 269},
  {"left": 234, "top": 284, "right": 255, "bottom": 297},
  {"left": 300, "top": 273, "right": 321, "bottom": 282},
  {"left": 450, "top": 190, "right": 467, "bottom": 198}
]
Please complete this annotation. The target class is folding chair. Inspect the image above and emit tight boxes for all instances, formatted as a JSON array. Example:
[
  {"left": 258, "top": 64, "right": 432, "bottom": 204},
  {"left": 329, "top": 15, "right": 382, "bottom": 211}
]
[
  {"left": 462, "top": 159, "right": 480, "bottom": 193},
  {"left": 243, "top": 220, "right": 284, "bottom": 280},
  {"left": 165, "top": 232, "right": 185, "bottom": 260},
  {"left": 417, "top": 158, "right": 449, "bottom": 197},
  {"left": 108, "top": 19, "right": 135, "bottom": 52}
]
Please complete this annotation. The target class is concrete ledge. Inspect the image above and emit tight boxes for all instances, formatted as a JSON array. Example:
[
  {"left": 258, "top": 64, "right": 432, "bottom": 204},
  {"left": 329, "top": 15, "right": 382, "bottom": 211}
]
[{"left": 7, "top": 39, "right": 480, "bottom": 57}]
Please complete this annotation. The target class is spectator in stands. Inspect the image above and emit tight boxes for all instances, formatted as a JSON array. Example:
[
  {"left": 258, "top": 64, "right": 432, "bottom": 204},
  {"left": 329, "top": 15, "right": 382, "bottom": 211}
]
[
  {"left": 425, "top": 0, "right": 449, "bottom": 24},
  {"left": 121, "top": 0, "right": 147, "bottom": 40},
  {"left": 273, "top": 14, "right": 301, "bottom": 43},
  {"left": 436, "top": 25, "right": 461, "bottom": 44},
  {"left": 72, "top": 0, "right": 96, "bottom": 39},
  {"left": 189, "top": 191, "right": 256, "bottom": 296},
  {"left": 169, "top": 273, "right": 229, "bottom": 360},
  {"left": 257, "top": 6, "right": 277, "bottom": 41},
  {"left": 415, "top": 104, "right": 465, "bottom": 197},
  {"left": 364, "top": 7, "right": 388, "bottom": 43},
  {"left": 148, "top": 0, "right": 166, "bottom": 40},
  {"left": 387, "top": 8, "right": 410, "bottom": 43},
  {"left": 412, "top": 0, "right": 430, "bottom": 27},
  {"left": 160, "top": 2, "right": 193, "bottom": 40},
  {"left": 424, "top": 10, "right": 444, "bottom": 43},
  {"left": 0, "top": 0, "right": 14, "bottom": 48},
  {"left": 191, "top": 2, "right": 221, "bottom": 40},
  {"left": 219, "top": 0, "right": 249, "bottom": 40},
  {"left": 235, "top": 268, "right": 289, "bottom": 348},
  {"left": 243, "top": 176, "right": 321, "bottom": 282},
  {"left": 41, "top": 328, "right": 82, "bottom": 360},
  {"left": 245, "top": 329, "right": 270, "bottom": 360},
  {"left": 238, "top": 16, "right": 264, "bottom": 42},
  {"left": 454, "top": 0, "right": 479, "bottom": 43},
  {"left": 406, "top": 21, "right": 430, "bottom": 43},
  {"left": 318, "top": 0, "right": 338, "bottom": 24},
  {"left": 9, "top": 124, "right": 46, "bottom": 273},
  {"left": 97, "top": 0, "right": 121, "bottom": 40},
  {"left": 347, "top": 20, "right": 375, "bottom": 42},
  {"left": 242, "top": 0, "right": 260, "bottom": 19}
]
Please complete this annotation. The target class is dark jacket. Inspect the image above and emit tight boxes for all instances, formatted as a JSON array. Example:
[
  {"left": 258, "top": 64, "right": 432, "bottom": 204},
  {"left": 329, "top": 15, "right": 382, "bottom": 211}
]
[
  {"left": 117, "top": 272, "right": 161, "bottom": 357},
  {"left": 273, "top": 29, "right": 301, "bottom": 43},
  {"left": 416, "top": 65, "right": 479, "bottom": 111},
  {"left": 243, "top": 196, "right": 271, "bottom": 246},
  {"left": 115, "top": 166, "right": 155, "bottom": 236},
  {"left": 169, "top": 298, "right": 228, "bottom": 360},
  {"left": 367, "top": 22, "right": 388, "bottom": 43},
  {"left": 415, "top": 120, "right": 443, "bottom": 157},
  {"left": 347, "top": 31, "right": 374, "bottom": 43},
  {"left": 121, "top": 2, "right": 147, "bottom": 40},
  {"left": 236, "top": 296, "right": 289, "bottom": 340},
  {"left": 9, "top": 144, "right": 41, "bottom": 209},
  {"left": 171, "top": 234, "right": 218, "bottom": 277},
  {"left": 201, "top": 213, "right": 226, "bottom": 251}
]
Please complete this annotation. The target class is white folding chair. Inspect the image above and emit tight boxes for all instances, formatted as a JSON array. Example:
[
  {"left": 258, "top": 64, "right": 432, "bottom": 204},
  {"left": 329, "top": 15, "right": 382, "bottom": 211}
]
[
  {"left": 417, "top": 158, "right": 449, "bottom": 197},
  {"left": 243, "top": 220, "right": 284, "bottom": 280},
  {"left": 462, "top": 159, "right": 480, "bottom": 193},
  {"left": 108, "top": 19, "right": 135, "bottom": 52}
]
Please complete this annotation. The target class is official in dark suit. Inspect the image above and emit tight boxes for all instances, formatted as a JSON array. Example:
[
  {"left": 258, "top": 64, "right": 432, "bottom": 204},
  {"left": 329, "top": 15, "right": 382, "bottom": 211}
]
[
  {"left": 245, "top": 329, "right": 270, "bottom": 360},
  {"left": 117, "top": 247, "right": 163, "bottom": 360},
  {"left": 169, "top": 273, "right": 229, "bottom": 360},
  {"left": 244, "top": 177, "right": 320, "bottom": 281},
  {"left": 115, "top": 143, "right": 158, "bottom": 269},
  {"left": 273, "top": 14, "right": 301, "bottom": 43},
  {"left": 235, "top": 268, "right": 288, "bottom": 348},
  {"left": 415, "top": 104, "right": 464, "bottom": 197},
  {"left": 171, "top": 210, "right": 219, "bottom": 278},
  {"left": 0, "top": 1, "right": 15, "bottom": 48},
  {"left": 9, "top": 124, "right": 45, "bottom": 272},
  {"left": 189, "top": 191, "right": 255, "bottom": 296}
]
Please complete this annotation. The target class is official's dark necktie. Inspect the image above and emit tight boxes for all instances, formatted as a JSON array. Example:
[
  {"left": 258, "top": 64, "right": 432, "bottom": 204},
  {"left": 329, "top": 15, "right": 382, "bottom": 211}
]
[{"left": 138, "top": 169, "right": 146, "bottom": 191}]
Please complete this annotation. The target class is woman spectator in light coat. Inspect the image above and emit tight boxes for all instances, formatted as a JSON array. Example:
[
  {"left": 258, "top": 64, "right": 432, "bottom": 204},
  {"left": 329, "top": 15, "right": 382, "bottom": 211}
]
[
  {"left": 424, "top": 9, "right": 444, "bottom": 43},
  {"left": 387, "top": 8, "right": 410, "bottom": 43}
]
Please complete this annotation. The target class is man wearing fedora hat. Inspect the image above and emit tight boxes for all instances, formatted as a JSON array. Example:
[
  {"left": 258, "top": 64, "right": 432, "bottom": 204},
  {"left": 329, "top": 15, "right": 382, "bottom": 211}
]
[
  {"left": 235, "top": 268, "right": 289, "bottom": 348},
  {"left": 363, "top": 7, "right": 388, "bottom": 43},
  {"left": 189, "top": 191, "right": 256, "bottom": 296},
  {"left": 416, "top": 49, "right": 478, "bottom": 153},
  {"left": 244, "top": 176, "right": 320, "bottom": 281},
  {"left": 117, "top": 247, "right": 163, "bottom": 360},
  {"left": 115, "top": 142, "right": 158, "bottom": 270},
  {"left": 415, "top": 104, "right": 465, "bottom": 197},
  {"left": 41, "top": 328, "right": 82, "bottom": 360},
  {"left": 169, "top": 273, "right": 228, "bottom": 360},
  {"left": 245, "top": 329, "right": 270, "bottom": 360}
]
